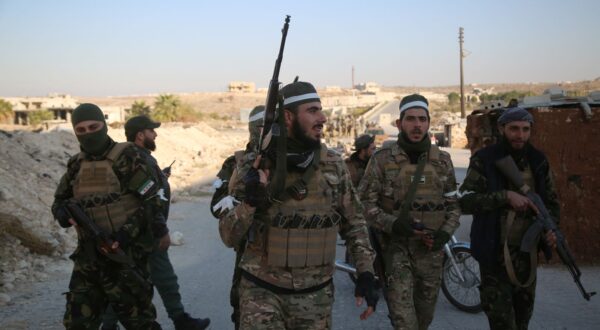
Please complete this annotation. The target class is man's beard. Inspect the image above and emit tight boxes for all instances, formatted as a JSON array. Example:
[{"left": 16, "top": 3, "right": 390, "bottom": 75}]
[
  {"left": 291, "top": 118, "right": 321, "bottom": 149},
  {"left": 143, "top": 137, "right": 156, "bottom": 151}
]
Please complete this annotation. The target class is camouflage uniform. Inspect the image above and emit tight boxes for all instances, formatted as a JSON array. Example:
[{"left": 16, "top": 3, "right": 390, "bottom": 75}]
[
  {"left": 52, "top": 139, "right": 163, "bottom": 329},
  {"left": 211, "top": 150, "right": 250, "bottom": 330},
  {"left": 344, "top": 152, "right": 369, "bottom": 189},
  {"left": 219, "top": 145, "right": 375, "bottom": 330},
  {"left": 459, "top": 143, "right": 560, "bottom": 330},
  {"left": 357, "top": 142, "right": 460, "bottom": 330}
]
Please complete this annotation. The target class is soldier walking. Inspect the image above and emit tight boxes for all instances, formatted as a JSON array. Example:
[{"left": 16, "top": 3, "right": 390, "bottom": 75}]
[
  {"left": 345, "top": 134, "right": 375, "bottom": 188},
  {"left": 211, "top": 105, "right": 264, "bottom": 330},
  {"left": 357, "top": 94, "right": 460, "bottom": 329},
  {"left": 52, "top": 104, "right": 162, "bottom": 329},
  {"left": 219, "top": 81, "right": 379, "bottom": 329},
  {"left": 459, "top": 107, "right": 559, "bottom": 330},
  {"left": 101, "top": 115, "right": 210, "bottom": 330}
]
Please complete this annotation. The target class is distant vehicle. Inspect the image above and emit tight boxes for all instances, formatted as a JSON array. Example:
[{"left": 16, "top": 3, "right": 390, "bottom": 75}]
[{"left": 365, "top": 127, "right": 386, "bottom": 146}]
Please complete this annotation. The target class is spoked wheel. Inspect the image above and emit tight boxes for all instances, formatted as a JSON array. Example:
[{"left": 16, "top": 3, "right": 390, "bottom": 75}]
[{"left": 441, "top": 246, "right": 482, "bottom": 313}]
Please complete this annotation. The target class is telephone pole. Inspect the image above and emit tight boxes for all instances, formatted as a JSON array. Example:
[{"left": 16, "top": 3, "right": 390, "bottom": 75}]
[{"left": 459, "top": 27, "right": 466, "bottom": 118}]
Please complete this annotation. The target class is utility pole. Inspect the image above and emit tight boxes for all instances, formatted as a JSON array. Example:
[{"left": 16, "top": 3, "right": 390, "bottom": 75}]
[
  {"left": 352, "top": 65, "right": 355, "bottom": 89},
  {"left": 459, "top": 27, "right": 466, "bottom": 118}
]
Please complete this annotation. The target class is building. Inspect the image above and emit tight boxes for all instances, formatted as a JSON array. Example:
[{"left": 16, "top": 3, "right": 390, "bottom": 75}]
[{"left": 228, "top": 81, "right": 256, "bottom": 93}]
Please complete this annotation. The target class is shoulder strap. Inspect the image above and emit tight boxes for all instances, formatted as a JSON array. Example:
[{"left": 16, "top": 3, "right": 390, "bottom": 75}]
[
  {"left": 106, "top": 142, "right": 133, "bottom": 162},
  {"left": 428, "top": 144, "right": 440, "bottom": 161},
  {"left": 398, "top": 154, "right": 427, "bottom": 222}
]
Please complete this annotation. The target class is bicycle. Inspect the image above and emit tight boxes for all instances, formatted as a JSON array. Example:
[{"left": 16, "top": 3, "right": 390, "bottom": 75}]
[{"left": 335, "top": 234, "right": 482, "bottom": 313}]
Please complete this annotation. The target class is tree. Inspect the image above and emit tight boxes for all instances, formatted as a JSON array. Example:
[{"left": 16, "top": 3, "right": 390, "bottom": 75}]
[
  {"left": 447, "top": 92, "right": 460, "bottom": 105},
  {"left": 28, "top": 110, "right": 54, "bottom": 126},
  {"left": 0, "top": 98, "right": 13, "bottom": 123},
  {"left": 152, "top": 94, "right": 181, "bottom": 122},
  {"left": 127, "top": 100, "right": 151, "bottom": 118}
]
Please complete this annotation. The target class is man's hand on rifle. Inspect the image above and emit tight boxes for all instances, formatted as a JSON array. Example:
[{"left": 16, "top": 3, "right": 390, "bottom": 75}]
[
  {"left": 243, "top": 155, "right": 270, "bottom": 208},
  {"left": 545, "top": 230, "right": 557, "bottom": 249},
  {"left": 506, "top": 190, "right": 539, "bottom": 213}
]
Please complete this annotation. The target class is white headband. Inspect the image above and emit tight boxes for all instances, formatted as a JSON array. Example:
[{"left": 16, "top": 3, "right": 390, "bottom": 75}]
[
  {"left": 400, "top": 100, "right": 429, "bottom": 113},
  {"left": 283, "top": 92, "right": 320, "bottom": 106},
  {"left": 248, "top": 110, "right": 265, "bottom": 123}
]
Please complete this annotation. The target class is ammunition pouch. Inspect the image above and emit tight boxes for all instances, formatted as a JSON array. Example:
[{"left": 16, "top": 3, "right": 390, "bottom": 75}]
[{"left": 267, "top": 212, "right": 340, "bottom": 268}]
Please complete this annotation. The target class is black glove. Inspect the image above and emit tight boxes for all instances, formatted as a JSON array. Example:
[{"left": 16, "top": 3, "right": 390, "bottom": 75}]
[
  {"left": 354, "top": 271, "right": 379, "bottom": 311},
  {"left": 113, "top": 229, "right": 130, "bottom": 251},
  {"left": 392, "top": 218, "right": 414, "bottom": 237},
  {"left": 53, "top": 206, "right": 72, "bottom": 228},
  {"left": 431, "top": 230, "right": 450, "bottom": 251},
  {"left": 243, "top": 167, "right": 269, "bottom": 208}
]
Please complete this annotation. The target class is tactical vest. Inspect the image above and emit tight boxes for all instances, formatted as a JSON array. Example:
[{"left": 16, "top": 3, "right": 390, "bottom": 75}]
[
  {"left": 262, "top": 147, "right": 341, "bottom": 268},
  {"left": 380, "top": 145, "right": 446, "bottom": 231},
  {"left": 72, "top": 142, "right": 141, "bottom": 234},
  {"left": 501, "top": 166, "right": 536, "bottom": 246}
]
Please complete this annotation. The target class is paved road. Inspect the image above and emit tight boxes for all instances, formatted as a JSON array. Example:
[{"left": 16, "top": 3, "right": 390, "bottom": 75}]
[
  {"left": 1, "top": 149, "right": 599, "bottom": 329},
  {"left": 363, "top": 100, "right": 401, "bottom": 137}
]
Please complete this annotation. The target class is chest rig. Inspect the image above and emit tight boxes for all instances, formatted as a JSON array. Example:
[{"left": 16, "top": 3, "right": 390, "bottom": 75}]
[
  {"left": 72, "top": 142, "right": 141, "bottom": 234},
  {"left": 262, "top": 147, "right": 341, "bottom": 268},
  {"left": 380, "top": 144, "right": 446, "bottom": 232},
  {"left": 501, "top": 165, "right": 536, "bottom": 246}
]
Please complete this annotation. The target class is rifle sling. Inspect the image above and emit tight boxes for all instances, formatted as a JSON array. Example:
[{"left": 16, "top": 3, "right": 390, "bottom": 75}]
[
  {"left": 503, "top": 210, "right": 537, "bottom": 287},
  {"left": 277, "top": 148, "right": 321, "bottom": 202}
]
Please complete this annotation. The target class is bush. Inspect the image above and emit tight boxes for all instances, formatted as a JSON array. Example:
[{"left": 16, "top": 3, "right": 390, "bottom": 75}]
[
  {"left": 28, "top": 110, "right": 54, "bottom": 126},
  {"left": 0, "top": 98, "right": 13, "bottom": 122}
]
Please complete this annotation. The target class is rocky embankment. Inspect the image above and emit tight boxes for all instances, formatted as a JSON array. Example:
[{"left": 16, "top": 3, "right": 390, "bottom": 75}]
[{"left": 0, "top": 122, "right": 245, "bottom": 305}]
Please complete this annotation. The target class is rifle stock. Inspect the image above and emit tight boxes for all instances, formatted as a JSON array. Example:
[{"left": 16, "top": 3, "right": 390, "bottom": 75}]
[{"left": 494, "top": 156, "right": 595, "bottom": 300}]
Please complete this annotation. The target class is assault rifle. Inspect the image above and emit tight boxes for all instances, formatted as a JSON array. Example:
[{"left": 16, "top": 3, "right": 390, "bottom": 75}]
[
  {"left": 495, "top": 156, "right": 596, "bottom": 301},
  {"left": 257, "top": 15, "right": 290, "bottom": 153},
  {"left": 64, "top": 201, "right": 152, "bottom": 291}
]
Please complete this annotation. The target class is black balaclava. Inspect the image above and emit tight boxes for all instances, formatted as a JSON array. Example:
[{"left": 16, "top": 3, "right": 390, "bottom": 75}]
[{"left": 71, "top": 103, "right": 110, "bottom": 156}]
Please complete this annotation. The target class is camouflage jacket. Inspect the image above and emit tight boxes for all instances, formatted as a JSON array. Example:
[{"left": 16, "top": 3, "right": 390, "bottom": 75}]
[
  {"left": 219, "top": 144, "right": 375, "bottom": 290},
  {"left": 344, "top": 152, "right": 369, "bottom": 188},
  {"left": 52, "top": 139, "right": 166, "bottom": 256},
  {"left": 357, "top": 142, "right": 460, "bottom": 247}
]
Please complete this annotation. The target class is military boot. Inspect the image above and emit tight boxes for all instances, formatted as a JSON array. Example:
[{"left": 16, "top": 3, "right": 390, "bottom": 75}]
[{"left": 173, "top": 313, "right": 210, "bottom": 330}]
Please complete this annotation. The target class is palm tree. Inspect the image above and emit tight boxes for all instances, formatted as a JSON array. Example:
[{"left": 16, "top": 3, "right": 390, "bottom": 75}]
[
  {"left": 127, "top": 100, "right": 152, "bottom": 118},
  {"left": 153, "top": 94, "right": 181, "bottom": 122}
]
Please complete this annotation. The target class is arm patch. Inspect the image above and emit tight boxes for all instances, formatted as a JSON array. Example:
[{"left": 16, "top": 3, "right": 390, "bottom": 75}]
[{"left": 127, "top": 168, "right": 157, "bottom": 197}]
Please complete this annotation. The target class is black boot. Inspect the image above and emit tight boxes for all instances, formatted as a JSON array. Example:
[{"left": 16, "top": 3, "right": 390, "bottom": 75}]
[{"left": 173, "top": 313, "right": 210, "bottom": 330}]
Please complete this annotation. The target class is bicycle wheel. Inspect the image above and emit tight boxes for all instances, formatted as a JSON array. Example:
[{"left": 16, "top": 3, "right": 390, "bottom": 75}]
[
  {"left": 344, "top": 246, "right": 358, "bottom": 283},
  {"left": 441, "top": 246, "right": 482, "bottom": 313}
]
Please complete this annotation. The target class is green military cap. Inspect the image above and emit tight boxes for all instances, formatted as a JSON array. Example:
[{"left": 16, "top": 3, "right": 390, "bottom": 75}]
[{"left": 125, "top": 115, "right": 161, "bottom": 141}]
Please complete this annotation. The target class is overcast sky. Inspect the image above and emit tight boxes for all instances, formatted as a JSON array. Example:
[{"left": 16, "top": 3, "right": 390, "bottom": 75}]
[{"left": 1, "top": 0, "right": 599, "bottom": 97}]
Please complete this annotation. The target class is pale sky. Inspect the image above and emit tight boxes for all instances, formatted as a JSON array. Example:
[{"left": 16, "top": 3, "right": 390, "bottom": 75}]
[{"left": 1, "top": 0, "right": 599, "bottom": 97}]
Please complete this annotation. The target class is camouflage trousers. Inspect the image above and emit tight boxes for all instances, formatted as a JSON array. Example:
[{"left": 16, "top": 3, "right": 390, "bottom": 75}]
[
  {"left": 103, "top": 242, "right": 185, "bottom": 327},
  {"left": 238, "top": 277, "right": 334, "bottom": 330},
  {"left": 230, "top": 241, "right": 247, "bottom": 330},
  {"left": 384, "top": 242, "right": 444, "bottom": 330},
  {"left": 479, "top": 246, "right": 536, "bottom": 330},
  {"left": 63, "top": 256, "right": 159, "bottom": 329}
]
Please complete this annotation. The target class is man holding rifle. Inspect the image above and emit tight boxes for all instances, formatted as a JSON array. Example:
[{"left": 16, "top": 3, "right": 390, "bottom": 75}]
[
  {"left": 52, "top": 104, "right": 163, "bottom": 329},
  {"left": 459, "top": 107, "right": 559, "bottom": 330},
  {"left": 218, "top": 81, "right": 379, "bottom": 329}
]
